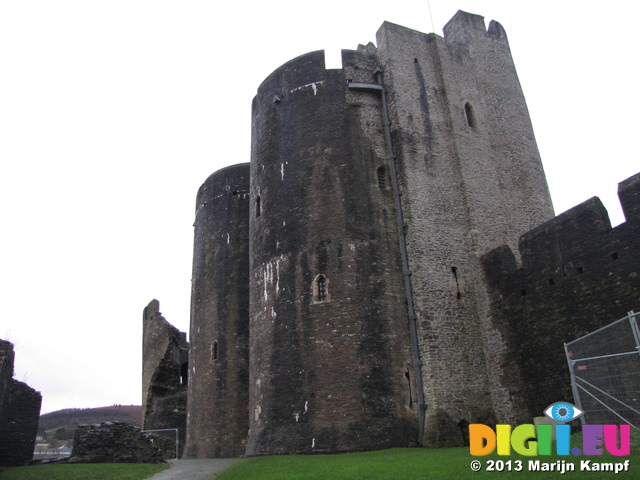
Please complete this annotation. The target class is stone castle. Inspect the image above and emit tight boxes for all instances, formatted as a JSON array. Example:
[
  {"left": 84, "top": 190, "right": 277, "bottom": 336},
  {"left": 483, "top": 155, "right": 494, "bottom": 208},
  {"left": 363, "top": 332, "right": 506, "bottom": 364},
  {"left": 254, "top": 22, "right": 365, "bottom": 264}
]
[{"left": 141, "top": 10, "right": 640, "bottom": 457}]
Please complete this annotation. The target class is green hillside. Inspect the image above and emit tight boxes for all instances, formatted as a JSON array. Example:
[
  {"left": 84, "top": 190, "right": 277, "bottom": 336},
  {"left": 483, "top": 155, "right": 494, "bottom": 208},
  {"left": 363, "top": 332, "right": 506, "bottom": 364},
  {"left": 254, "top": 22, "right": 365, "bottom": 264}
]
[{"left": 38, "top": 405, "right": 142, "bottom": 435}]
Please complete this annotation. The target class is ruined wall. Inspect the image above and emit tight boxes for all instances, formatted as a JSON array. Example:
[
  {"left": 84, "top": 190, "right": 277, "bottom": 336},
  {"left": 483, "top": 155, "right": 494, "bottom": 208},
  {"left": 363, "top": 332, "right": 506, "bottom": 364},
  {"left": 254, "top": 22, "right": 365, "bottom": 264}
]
[
  {"left": 71, "top": 422, "right": 164, "bottom": 463},
  {"left": 373, "top": 10, "right": 554, "bottom": 445},
  {"left": 0, "top": 340, "right": 42, "bottom": 466},
  {"left": 482, "top": 172, "right": 640, "bottom": 416},
  {"left": 141, "top": 300, "right": 188, "bottom": 451},
  {"left": 184, "top": 164, "right": 250, "bottom": 459},
  {"left": 247, "top": 48, "right": 416, "bottom": 455},
  {"left": 0, "top": 340, "right": 14, "bottom": 418}
]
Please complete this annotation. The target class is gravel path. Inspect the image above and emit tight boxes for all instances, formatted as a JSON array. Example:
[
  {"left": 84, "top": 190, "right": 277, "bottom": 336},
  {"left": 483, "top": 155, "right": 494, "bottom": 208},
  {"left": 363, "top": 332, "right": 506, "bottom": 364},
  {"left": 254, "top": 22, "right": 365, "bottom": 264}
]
[{"left": 146, "top": 459, "right": 239, "bottom": 480}]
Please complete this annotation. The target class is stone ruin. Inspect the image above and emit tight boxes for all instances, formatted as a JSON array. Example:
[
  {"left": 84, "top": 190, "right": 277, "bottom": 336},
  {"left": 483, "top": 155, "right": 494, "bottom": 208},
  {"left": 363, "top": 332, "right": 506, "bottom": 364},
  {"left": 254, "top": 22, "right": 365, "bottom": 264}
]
[
  {"left": 0, "top": 339, "right": 42, "bottom": 466},
  {"left": 69, "top": 421, "right": 164, "bottom": 464},
  {"left": 141, "top": 299, "right": 188, "bottom": 456}
]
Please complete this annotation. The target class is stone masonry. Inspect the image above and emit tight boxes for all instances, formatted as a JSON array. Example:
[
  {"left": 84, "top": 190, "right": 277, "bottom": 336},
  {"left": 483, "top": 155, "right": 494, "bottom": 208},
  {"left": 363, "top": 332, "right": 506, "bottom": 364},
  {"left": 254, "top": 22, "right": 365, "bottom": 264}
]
[
  {"left": 70, "top": 422, "right": 164, "bottom": 464},
  {"left": 482, "top": 172, "right": 640, "bottom": 416},
  {"left": 143, "top": 10, "right": 640, "bottom": 457}
]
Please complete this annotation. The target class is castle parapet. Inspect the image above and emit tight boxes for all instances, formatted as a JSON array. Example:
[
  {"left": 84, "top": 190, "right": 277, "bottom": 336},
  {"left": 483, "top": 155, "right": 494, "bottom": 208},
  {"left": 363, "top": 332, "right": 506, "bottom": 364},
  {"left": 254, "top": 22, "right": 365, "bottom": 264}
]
[
  {"left": 485, "top": 171, "right": 640, "bottom": 275},
  {"left": 443, "top": 10, "right": 507, "bottom": 44},
  {"left": 519, "top": 197, "right": 611, "bottom": 271},
  {"left": 481, "top": 171, "right": 640, "bottom": 417}
]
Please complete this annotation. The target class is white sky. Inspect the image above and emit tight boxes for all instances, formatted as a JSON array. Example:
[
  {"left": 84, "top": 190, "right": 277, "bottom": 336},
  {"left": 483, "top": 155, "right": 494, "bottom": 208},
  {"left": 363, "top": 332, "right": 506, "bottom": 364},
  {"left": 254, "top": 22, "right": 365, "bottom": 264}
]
[{"left": 1, "top": 1, "right": 638, "bottom": 414}]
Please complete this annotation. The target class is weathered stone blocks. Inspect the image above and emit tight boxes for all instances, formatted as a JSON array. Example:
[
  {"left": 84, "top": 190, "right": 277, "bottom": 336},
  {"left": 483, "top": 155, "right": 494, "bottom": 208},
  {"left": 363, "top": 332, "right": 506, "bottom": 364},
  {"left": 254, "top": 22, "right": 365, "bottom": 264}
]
[{"left": 70, "top": 422, "right": 164, "bottom": 463}]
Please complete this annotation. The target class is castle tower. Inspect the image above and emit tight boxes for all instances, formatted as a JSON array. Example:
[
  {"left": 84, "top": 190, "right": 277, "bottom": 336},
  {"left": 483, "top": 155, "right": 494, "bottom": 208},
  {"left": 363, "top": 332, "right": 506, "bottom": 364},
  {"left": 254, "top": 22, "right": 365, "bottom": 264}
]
[
  {"left": 183, "top": 10, "right": 557, "bottom": 456},
  {"left": 373, "top": 12, "right": 554, "bottom": 445},
  {"left": 246, "top": 49, "right": 417, "bottom": 455},
  {"left": 246, "top": 10, "right": 554, "bottom": 451},
  {"left": 184, "top": 164, "right": 251, "bottom": 458}
]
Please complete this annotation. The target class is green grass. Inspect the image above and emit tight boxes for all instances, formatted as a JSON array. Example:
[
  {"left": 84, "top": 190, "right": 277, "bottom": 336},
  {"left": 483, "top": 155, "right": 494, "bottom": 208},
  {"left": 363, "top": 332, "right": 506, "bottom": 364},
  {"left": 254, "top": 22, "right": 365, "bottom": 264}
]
[
  {"left": 3, "top": 430, "right": 638, "bottom": 479},
  {"left": 0, "top": 463, "right": 169, "bottom": 480},
  {"left": 216, "top": 446, "right": 640, "bottom": 480}
]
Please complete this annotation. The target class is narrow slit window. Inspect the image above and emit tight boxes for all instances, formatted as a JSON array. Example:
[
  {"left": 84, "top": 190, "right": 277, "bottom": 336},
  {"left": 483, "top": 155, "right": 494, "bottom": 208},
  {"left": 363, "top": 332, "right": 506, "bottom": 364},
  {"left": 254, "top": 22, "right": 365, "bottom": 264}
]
[
  {"left": 377, "top": 166, "right": 386, "bottom": 189},
  {"left": 256, "top": 195, "right": 261, "bottom": 217},
  {"left": 464, "top": 102, "right": 476, "bottom": 128},
  {"left": 452, "top": 266, "right": 462, "bottom": 300},
  {"left": 180, "top": 362, "right": 189, "bottom": 386},
  {"left": 211, "top": 340, "right": 218, "bottom": 362},
  {"left": 405, "top": 366, "right": 414, "bottom": 407}
]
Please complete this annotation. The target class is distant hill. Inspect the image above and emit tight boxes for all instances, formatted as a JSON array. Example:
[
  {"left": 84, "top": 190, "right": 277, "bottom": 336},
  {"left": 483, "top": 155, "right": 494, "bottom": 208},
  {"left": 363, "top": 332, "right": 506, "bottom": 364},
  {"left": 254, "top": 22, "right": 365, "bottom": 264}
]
[{"left": 39, "top": 405, "right": 142, "bottom": 434}]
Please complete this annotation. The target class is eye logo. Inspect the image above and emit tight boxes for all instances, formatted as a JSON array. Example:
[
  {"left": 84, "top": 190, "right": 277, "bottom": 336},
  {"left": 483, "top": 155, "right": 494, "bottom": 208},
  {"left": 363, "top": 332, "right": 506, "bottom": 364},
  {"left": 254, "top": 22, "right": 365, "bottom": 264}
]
[{"left": 544, "top": 402, "right": 584, "bottom": 422}]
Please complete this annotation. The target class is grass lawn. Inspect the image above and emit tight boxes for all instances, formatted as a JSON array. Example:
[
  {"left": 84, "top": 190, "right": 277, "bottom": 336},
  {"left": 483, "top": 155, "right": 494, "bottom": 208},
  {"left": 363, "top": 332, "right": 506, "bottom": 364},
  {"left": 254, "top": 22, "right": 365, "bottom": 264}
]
[
  {"left": 216, "top": 447, "right": 640, "bottom": 480},
  {"left": 0, "top": 463, "right": 169, "bottom": 480}
]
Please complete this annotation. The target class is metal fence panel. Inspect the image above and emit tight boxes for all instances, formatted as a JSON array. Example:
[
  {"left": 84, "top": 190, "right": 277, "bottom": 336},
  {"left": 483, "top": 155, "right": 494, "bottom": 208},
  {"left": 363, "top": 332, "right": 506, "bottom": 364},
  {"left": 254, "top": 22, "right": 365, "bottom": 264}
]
[{"left": 565, "top": 311, "right": 640, "bottom": 426}]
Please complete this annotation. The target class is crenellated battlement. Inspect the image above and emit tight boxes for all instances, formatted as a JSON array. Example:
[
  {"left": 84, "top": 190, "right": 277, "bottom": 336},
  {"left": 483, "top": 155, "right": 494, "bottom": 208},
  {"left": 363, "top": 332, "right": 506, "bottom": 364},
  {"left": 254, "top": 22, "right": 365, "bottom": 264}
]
[
  {"left": 482, "top": 172, "right": 640, "bottom": 416},
  {"left": 485, "top": 172, "right": 639, "bottom": 276},
  {"left": 619, "top": 171, "right": 640, "bottom": 222},
  {"left": 443, "top": 10, "right": 508, "bottom": 44}
]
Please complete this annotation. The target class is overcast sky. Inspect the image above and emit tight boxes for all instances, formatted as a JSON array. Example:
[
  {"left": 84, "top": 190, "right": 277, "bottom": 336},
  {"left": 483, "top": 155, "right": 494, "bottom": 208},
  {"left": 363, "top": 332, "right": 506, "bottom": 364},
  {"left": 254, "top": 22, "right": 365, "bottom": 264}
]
[{"left": 1, "top": 1, "right": 638, "bottom": 415}]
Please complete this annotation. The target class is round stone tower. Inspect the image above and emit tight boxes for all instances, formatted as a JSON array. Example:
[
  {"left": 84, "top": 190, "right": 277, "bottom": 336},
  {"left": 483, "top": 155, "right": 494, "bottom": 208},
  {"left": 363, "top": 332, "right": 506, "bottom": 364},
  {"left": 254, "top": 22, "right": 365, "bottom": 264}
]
[
  {"left": 184, "top": 163, "right": 250, "bottom": 458},
  {"left": 246, "top": 50, "right": 418, "bottom": 455}
]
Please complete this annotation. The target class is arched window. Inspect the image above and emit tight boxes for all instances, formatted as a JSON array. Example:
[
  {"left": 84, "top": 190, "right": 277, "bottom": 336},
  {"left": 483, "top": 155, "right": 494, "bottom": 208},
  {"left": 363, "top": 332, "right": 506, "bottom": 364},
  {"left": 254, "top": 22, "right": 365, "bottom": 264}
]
[
  {"left": 464, "top": 102, "right": 476, "bottom": 128},
  {"left": 312, "top": 274, "right": 329, "bottom": 303},
  {"left": 377, "top": 166, "right": 386, "bottom": 190},
  {"left": 256, "top": 195, "right": 261, "bottom": 217}
]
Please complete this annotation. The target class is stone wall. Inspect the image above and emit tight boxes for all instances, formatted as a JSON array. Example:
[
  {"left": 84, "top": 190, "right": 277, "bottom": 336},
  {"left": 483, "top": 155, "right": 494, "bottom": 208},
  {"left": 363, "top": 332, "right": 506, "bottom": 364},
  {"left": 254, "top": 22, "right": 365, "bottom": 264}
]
[
  {"left": 482, "top": 172, "right": 640, "bottom": 417},
  {"left": 70, "top": 422, "right": 164, "bottom": 463},
  {"left": 141, "top": 300, "right": 188, "bottom": 454},
  {"left": 0, "top": 339, "right": 42, "bottom": 466}
]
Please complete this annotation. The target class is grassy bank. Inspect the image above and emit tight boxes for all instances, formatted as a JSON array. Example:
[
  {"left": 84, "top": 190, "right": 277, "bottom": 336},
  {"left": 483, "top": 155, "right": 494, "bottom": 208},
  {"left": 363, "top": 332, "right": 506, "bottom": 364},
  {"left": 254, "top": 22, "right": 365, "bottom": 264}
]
[
  {"left": 216, "top": 447, "right": 639, "bottom": 480},
  {"left": 0, "top": 463, "right": 168, "bottom": 480}
]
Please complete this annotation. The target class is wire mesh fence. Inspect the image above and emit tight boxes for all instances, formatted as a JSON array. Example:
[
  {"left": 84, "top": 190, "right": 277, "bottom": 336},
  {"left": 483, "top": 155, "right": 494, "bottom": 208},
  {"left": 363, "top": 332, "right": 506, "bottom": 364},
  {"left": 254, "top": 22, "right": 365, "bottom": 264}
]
[{"left": 565, "top": 310, "right": 640, "bottom": 427}]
